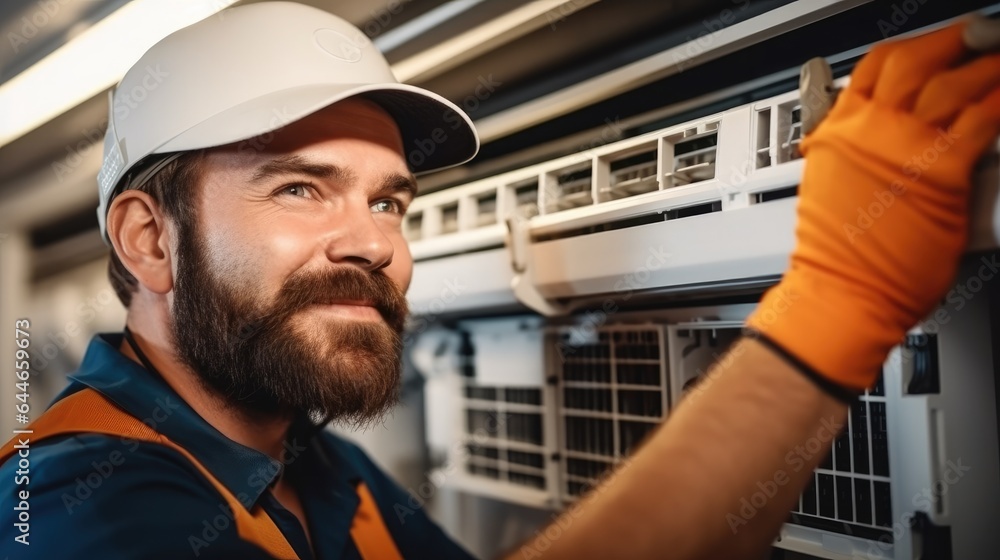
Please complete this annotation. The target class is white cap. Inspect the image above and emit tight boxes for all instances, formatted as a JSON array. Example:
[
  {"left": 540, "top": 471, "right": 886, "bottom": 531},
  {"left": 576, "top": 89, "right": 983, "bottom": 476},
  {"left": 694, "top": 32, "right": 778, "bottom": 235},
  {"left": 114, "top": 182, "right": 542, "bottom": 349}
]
[{"left": 97, "top": 1, "right": 479, "bottom": 241}]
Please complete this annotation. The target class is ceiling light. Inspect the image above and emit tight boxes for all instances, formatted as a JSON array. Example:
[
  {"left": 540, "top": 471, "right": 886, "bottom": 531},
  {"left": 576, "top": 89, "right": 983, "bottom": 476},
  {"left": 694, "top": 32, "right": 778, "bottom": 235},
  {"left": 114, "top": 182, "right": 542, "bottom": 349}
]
[{"left": 0, "top": 0, "right": 239, "bottom": 148}]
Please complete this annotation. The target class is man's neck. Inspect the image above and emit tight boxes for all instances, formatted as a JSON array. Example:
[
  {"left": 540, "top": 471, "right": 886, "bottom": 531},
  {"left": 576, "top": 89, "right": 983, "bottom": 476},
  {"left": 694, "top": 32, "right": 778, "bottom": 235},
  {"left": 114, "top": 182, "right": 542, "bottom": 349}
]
[{"left": 119, "top": 325, "right": 294, "bottom": 462}]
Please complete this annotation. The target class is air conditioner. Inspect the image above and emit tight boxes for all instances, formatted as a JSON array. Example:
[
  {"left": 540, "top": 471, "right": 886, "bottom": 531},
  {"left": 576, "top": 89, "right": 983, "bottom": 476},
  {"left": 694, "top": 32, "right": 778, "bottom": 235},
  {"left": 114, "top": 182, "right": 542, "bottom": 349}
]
[{"left": 403, "top": 45, "right": 1000, "bottom": 560}]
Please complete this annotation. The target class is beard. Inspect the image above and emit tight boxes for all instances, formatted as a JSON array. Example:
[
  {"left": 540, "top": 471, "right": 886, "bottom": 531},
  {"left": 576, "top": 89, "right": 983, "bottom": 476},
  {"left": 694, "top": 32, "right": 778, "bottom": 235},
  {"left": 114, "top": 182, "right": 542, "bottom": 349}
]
[{"left": 168, "top": 227, "right": 409, "bottom": 429}]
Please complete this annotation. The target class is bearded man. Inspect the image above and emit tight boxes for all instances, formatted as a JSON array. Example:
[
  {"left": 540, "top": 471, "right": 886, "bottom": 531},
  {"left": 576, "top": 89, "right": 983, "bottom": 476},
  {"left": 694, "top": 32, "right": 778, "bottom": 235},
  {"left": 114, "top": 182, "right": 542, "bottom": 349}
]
[{"left": 2, "top": 2, "right": 999, "bottom": 560}]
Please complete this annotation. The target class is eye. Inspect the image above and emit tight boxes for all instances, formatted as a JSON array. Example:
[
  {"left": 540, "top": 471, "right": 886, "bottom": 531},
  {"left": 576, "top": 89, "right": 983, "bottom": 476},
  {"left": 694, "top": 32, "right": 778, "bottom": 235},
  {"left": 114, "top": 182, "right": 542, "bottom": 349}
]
[
  {"left": 277, "top": 183, "right": 313, "bottom": 198},
  {"left": 371, "top": 199, "right": 403, "bottom": 214}
]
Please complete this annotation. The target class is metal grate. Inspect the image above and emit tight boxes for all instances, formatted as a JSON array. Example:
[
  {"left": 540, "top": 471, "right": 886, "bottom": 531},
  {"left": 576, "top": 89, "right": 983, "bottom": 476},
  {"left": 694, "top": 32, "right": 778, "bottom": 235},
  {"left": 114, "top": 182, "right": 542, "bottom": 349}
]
[
  {"left": 669, "top": 323, "right": 895, "bottom": 542},
  {"left": 459, "top": 318, "right": 901, "bottom": 546},
  {"left": 554, "top": 326, "right": 668, "bottom": 501},
  {"left": 462, "top": 384, "right": 550, "bottom": 491},
  {"left": 790, "top": 375, "right": 893, "bottom": 541}
]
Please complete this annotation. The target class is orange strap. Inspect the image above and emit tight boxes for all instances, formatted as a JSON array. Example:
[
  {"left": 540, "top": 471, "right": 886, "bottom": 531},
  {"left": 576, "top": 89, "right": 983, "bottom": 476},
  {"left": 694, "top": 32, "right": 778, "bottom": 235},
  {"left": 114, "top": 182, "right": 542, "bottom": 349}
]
[
  {"left": 352, "top": 482, "right": 404, "bottom": 560},
  {"left": 1, "top": 388, "right": 402, "bottom": 560}
]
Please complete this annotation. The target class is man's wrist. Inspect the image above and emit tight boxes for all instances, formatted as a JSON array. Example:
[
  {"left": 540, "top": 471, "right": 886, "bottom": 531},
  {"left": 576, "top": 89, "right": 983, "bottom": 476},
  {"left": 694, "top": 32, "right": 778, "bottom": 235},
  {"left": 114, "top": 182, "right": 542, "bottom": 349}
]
[
  {"left": 745, "top": 273, "right": 900, "bottom": 393},
  {"left": 741, "top": 327, "right": 859, "bottom": 405}
]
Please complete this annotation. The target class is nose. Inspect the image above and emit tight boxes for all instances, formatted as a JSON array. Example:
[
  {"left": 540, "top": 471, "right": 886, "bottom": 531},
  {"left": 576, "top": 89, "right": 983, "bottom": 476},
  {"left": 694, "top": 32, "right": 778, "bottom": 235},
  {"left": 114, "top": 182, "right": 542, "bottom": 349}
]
[{"left": 321, "top": 199, "right": 394, "bottom": 272}]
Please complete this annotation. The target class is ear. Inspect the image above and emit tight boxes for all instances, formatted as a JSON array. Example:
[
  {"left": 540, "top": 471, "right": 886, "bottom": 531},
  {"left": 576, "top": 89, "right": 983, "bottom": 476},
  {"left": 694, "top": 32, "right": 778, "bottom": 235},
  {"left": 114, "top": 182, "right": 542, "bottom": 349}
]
[{"left": 106, "top": 190, "right": 174, "bottom": 296}]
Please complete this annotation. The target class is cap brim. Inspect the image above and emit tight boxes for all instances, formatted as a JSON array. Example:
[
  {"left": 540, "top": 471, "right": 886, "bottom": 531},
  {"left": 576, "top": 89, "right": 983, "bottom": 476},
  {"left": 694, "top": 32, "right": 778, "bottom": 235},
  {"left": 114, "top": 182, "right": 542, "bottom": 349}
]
[{"left": 155, "top": 82, "right": 479, "bottom": 175}]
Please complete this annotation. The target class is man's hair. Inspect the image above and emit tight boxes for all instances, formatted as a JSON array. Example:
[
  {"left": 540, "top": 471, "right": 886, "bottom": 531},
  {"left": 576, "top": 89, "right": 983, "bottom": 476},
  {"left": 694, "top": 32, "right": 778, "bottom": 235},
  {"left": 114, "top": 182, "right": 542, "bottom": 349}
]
[{"left": 108, "top": 152, "right": 203, "bottom": 307}]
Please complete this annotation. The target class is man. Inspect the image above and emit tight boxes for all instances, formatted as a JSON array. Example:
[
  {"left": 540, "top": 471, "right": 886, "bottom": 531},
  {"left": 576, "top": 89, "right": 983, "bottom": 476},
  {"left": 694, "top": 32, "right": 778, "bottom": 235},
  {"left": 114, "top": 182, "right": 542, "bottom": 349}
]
[{"left": 1, "top": 2, "right": 998, "bottom": 559}]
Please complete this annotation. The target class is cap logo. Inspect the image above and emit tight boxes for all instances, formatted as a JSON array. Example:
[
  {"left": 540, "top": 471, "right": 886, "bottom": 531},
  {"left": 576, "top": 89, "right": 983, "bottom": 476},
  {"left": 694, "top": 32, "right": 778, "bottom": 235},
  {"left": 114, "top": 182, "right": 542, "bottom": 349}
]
[
  {"left": 315, "top": 29, "right": 362, "bottom": 63},
  {"left": 98, "top": 141, "right": 124, "bottom": 199}
]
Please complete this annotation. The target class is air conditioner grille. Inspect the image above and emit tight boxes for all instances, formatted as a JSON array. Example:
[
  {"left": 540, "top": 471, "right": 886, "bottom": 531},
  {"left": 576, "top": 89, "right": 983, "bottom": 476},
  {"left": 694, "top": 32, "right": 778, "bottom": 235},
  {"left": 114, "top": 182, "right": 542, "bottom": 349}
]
[
  {"left": 665, "top": 129, "right": 718, "bottom": 188},
  {"left": 604, "top": 149, "right": 658, "bottom": 200},
  {"left": 461, "top": 384, "right": 551, "bottom": 492},
  {"left": 670, "top": 325, "right": 895, "bottom": 542},
  {"left": 755, "top": 107, "right": 772, "bottom": 169},
  {"left": 546, "top": 166, "right": 593, "bottom": 213},
  {"left": 477, "top": 192, "right": 498, "bottom": 227},
  {"left": 778, "top": 102, "right": 803, "bottom": 163},
  {"left": 405, "top": 212, "right": 422, "bottom": 241},
  {"left": 790, "top": 384, "right": 893, "bottom": 537},
  {"left": 554, "top": 326, "right": 667, "bottom": 500}
]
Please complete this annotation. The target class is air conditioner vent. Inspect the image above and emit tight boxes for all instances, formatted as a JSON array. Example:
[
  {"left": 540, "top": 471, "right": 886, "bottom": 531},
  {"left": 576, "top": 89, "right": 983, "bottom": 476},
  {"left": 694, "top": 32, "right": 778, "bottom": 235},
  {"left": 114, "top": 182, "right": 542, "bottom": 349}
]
[
  {"left": 461, "top": 384, "right": 552, "bottom": 492},
  {"left": 601, "top": 148, "right": 658, "bottom": 201},
  {"left": 545, "top": 165, "right": 593, "bottom": 213},
  {"left": 669, "top": 324, "right": 895, "bottom": 542},
  {"left": 476, "top": 191, "right": 498, "bottom": 227},
  {"left": 554, "top": 327, "right": 667, "bottom": 501},
  {"left": 405, "top": 211, "right": 423, "bottom": 241},
  {"left": 511, "top": 179, "right": 540, "bottom": 220},
  {"left": 664, "top": 128, "right": 718, "bottom": 188},
  {"left": 755, "top": 108, "right": 772, "bottom": 169},
  {"left": 754, "top": 186, "right": 798, "bottom": 204},
  {"left": 665, "top": 200, "right": 721, "bottom": 220},
  {"left": 533, "top": 212, "right": 664, "bottom": 243},
  {"left": 441, "top": 202, "right": 459, "bottom": 234},
  {"left": 778, "top": 101, "right": 803, "bottom": 163}
]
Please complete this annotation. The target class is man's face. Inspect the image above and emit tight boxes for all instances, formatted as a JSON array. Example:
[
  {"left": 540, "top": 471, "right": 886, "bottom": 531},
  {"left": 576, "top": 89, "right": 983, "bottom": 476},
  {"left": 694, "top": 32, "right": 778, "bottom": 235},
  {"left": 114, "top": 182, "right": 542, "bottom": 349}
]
[{"left": 168, "top": 98, "right": 415, "bottom": 426}]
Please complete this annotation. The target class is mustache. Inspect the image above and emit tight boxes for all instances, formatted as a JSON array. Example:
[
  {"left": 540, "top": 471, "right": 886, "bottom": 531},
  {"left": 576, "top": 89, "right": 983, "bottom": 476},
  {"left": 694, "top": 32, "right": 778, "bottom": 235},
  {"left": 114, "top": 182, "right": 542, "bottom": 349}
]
[{"left": 243, "top": 267, "right": 409, "bottom": 337}]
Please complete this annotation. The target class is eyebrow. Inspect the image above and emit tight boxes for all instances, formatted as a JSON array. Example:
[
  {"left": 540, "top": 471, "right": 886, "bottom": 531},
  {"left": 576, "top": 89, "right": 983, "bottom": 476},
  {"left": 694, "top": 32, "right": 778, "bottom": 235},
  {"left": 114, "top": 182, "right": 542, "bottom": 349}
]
[
  {"left": 250, "top": 155, "right": 344, "bottom": 183},
  {"left": 249, "top": 154, "right": 418, "bottom": 198},
  {"left": 378, "top": 171, "right": 419, "bottom": 199}
]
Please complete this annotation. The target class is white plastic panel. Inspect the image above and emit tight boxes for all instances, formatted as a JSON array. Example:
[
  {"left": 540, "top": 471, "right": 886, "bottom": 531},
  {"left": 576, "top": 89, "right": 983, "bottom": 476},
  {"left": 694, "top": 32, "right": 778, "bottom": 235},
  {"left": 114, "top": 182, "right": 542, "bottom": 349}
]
[
  {"left": 408, "top": 248, "right": 518, "bottom": 315},
  {"left": 530, "top": 198, "right": 796, "bottom": 299},
  {"left": 463, "top": 317, "right": 546, "bottom": 387}
]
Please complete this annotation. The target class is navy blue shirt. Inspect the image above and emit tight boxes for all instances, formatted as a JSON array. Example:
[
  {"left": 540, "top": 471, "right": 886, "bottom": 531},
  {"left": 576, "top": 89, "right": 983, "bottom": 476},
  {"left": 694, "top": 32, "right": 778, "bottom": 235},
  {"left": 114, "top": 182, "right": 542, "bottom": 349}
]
[{"left": 0, "top": 333, "right": 476, "bottom": 560}]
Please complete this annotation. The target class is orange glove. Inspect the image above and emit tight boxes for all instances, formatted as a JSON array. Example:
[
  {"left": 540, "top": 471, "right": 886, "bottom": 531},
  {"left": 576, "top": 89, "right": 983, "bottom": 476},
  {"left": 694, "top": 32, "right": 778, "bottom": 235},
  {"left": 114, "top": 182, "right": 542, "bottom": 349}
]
[{"left": 746, "top": 22, "right": 1000, "bottom": 395}]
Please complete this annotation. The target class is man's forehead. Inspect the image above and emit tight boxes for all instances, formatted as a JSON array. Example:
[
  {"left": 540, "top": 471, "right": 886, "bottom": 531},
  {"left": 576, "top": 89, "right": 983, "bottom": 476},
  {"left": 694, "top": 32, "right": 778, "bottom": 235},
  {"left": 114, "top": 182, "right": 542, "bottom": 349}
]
[{"left": 298, "top": 97, "right": 404, "bottom": 142}]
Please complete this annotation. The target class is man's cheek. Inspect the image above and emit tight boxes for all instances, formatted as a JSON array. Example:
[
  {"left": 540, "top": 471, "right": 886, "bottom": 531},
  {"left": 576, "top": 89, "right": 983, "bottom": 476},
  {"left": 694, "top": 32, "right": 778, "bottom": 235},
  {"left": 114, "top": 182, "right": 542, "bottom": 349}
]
[{"left": 226, "top": 229, "right": 305, "bottom": 293}]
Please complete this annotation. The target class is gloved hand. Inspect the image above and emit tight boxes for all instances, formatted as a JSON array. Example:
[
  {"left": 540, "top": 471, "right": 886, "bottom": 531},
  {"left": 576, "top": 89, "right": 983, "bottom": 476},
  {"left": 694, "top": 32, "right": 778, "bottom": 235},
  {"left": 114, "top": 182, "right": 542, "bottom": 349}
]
[{"left": 746, "top": 22, "right": 1000, "bottom": 394}]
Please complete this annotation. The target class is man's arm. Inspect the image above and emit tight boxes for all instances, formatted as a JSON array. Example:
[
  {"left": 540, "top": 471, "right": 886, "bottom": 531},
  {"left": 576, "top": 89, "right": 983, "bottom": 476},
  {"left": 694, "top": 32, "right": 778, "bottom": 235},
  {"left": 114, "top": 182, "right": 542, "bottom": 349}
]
[{"left": 505, "top": 21, "right": 1000, "bottom": 560}]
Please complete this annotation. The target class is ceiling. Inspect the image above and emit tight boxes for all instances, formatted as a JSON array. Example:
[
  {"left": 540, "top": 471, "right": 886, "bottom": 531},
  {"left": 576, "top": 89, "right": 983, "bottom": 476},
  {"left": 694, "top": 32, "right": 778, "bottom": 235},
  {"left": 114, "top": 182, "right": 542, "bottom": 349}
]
[
  {"left": 1, "top": 0, "right": 996, "bottom": 264},
  {"left": 0, "top": 0, "right": 759, "bottom": 191}
]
